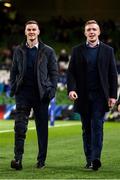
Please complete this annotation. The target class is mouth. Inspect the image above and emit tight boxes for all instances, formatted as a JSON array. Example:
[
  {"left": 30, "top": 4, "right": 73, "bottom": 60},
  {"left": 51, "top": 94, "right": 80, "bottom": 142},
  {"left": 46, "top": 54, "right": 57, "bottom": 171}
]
[
  {"left": 29, "top": 34, "right": 35, "bottom": 37},
  {"left": 89, "top": 35, "right": 95, "bottom": 38}
]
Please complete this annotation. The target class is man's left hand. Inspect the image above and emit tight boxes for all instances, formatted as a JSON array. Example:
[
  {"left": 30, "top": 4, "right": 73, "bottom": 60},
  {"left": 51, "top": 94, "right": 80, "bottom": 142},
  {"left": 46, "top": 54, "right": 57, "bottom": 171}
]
[{"left": 108, "top": 98, "right": 116, "bottom": 108}]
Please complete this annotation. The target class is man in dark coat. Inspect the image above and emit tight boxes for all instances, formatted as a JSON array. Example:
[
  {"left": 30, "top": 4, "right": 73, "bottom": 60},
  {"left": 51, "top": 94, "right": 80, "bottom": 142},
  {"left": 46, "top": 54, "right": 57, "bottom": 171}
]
[
  {"left": 67, "top": 20, "right": 118, "bottom": 171},
  {"left": 10, "top": 20, "right": 58, "bottom": 170}
]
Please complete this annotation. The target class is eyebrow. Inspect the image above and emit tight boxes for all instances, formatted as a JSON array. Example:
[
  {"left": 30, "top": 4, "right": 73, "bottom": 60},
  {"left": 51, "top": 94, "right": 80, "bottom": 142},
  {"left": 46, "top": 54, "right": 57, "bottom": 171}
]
[{"left": 86, "top": 28, "right": 97, "bottom": 31}]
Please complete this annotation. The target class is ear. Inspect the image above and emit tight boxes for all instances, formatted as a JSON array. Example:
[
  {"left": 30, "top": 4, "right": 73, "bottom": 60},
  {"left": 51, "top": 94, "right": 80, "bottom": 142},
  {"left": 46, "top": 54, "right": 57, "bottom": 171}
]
[
  {"left": 84, "top": 31, "right": 87, "bottom": 38},
  {"left": 98, "top": 28, "right": 101, "bottom": 36},
  {"left": 25, "top": 28, "right": 27, "bottom": 36},
  {"left": 38, "top": 29, "right": 40, "bottom": 35}
]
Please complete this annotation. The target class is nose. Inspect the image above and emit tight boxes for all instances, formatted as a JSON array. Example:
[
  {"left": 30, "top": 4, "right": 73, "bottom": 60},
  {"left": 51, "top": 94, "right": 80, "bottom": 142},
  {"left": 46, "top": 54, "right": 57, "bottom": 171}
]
[{"left": 90, "top": 29, "right": 94, "bottom": 33}]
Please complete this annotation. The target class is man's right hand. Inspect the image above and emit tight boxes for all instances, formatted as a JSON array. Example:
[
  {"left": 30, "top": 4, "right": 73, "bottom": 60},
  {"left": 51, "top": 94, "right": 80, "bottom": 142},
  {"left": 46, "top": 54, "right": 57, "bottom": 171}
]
[{"left": 68, "top": 91, "right": 78, "bottom": 101}]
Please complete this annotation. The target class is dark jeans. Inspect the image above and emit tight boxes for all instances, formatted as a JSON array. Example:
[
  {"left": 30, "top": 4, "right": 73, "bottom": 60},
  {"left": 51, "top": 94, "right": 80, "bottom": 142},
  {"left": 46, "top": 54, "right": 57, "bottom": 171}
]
[
  {"left": 81, "top": 91, "right": 106, "bottom": 163},
  {"left": 14, "top": 91, "right": 49, "bottom": 163}
]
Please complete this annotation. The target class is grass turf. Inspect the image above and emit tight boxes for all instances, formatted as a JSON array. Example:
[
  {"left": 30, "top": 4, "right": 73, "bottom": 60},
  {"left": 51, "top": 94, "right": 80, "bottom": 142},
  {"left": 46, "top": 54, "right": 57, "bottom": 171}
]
[{"left": 0, "top": 120, "right": 120, "bottom": 179}]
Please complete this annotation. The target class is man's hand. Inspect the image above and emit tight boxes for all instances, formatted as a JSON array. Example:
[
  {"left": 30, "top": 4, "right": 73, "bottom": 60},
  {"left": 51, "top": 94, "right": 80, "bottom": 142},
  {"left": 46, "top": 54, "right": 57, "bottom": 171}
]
[
  {"left": 117, "top": 104, "right": 120, "bottom": 112},
  {"left": 108, "top": 98, "right": 116, "bottom": 108},
  {"left": 68, "top": 91, "right": 78, "bottom": 101}
]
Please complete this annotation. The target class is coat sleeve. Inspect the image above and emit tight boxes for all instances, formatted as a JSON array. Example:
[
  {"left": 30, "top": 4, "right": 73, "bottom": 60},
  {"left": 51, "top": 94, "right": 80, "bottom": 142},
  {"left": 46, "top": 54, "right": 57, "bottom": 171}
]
[
  {"left": 10, "top": 49, "right": 19, "bottom": 97},
  {"left": 67, "top": 47, "right": 77, "bottom": 94},
  {"left": 108, "top": 48, "right": 118, "bottom": 99},
  {"left": 47, "top": 49, "right": 58, "bottom": 99}
]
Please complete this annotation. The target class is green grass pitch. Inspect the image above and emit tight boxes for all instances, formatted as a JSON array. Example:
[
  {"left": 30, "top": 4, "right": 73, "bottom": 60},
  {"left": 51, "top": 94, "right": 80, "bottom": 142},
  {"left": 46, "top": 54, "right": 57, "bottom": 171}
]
[{"left": 0, "top": 120, "right": 120, "bottom": 179}]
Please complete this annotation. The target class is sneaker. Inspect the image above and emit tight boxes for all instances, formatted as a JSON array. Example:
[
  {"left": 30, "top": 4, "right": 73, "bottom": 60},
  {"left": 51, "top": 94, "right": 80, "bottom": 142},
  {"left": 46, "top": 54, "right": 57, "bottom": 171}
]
[
  {"left": 36, "top": 162, "right": 45, "bottom": 169},
  {"left": 11, "top": 160, "right": 22, "bottom": 170}
]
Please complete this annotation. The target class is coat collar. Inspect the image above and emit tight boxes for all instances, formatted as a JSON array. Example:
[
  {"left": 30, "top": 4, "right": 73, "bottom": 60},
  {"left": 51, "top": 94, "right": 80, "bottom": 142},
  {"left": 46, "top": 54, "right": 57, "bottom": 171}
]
[
  {"left": 80, "top": 41, "right": 104, "bottom": 63},
  {"left": 20, "top": 40, "right": 46, "bottom": 51}
]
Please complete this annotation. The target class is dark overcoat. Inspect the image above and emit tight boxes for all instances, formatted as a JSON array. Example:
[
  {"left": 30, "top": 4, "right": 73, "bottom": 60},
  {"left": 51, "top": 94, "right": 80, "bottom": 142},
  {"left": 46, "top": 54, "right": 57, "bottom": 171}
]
[
  {"left": 67, "top": 42, "right": 118, "bottom": 114},
  {"left": 10, "top": 41, "right": 58, "bottom": 100}
]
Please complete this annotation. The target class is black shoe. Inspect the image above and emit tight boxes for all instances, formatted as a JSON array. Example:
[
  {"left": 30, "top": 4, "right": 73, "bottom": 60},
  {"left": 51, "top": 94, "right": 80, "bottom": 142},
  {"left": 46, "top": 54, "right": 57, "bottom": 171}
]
[
  {"left": 11, "top": 160, "right": 22, "bottom": 170},
  {"left": 36, "top": 162, "right": 45, "bottom": 169},
  {"left": 92, "top": 159, "right": 101, "bottom": 171},
  {"left": 84, "top": 162, "right": 93, "bottom": 170}
]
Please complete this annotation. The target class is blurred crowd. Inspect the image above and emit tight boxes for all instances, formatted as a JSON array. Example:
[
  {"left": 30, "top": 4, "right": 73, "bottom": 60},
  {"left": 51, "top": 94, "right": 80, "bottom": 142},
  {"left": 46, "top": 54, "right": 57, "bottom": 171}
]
[{"left": 0, "top": 15, "right": 120, "bottom": 98}]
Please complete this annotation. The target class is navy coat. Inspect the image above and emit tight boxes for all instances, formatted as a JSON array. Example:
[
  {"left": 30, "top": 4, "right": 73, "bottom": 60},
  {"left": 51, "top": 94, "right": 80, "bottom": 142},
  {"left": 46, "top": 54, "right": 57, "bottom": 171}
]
[{"left": 67, "top": 42, "right": 118, "bottom": 114}]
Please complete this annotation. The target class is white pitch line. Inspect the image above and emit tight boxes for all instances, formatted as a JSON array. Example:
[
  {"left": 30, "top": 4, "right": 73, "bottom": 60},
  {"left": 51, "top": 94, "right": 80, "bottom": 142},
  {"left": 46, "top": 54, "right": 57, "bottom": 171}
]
[{"left": 0, "top": 122, "right": 81, "bottom": 133}]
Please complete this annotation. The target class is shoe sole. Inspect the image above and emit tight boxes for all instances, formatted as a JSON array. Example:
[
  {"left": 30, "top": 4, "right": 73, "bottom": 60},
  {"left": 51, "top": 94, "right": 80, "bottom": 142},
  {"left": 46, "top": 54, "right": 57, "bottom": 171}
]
[{"left": 37, "top": 165, "right": 45, "bottom": 169}]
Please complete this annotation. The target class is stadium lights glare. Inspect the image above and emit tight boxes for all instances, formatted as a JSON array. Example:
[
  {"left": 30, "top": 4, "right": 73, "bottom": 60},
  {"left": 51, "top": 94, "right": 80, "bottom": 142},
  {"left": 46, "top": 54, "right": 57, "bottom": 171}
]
[{"left": 3, "top": 2, "right": 11, "bottom": 7}]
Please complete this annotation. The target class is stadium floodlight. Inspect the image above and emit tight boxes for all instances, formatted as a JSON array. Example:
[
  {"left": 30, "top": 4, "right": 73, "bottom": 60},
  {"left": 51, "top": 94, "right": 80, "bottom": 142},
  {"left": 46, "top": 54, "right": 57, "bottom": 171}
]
[{"left": 4, "top": 2, "right": 11, "bottom": 7}]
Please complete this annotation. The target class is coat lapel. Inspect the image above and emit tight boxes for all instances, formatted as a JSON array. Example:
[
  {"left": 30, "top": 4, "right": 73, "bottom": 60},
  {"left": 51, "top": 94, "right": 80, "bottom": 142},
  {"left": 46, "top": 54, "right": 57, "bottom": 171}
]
[
  {"left": 97, "top": 42, "right": 105, "bottom": 69},
  {"left": 79, "top": 43, "right": 88, "bottom": 63}
]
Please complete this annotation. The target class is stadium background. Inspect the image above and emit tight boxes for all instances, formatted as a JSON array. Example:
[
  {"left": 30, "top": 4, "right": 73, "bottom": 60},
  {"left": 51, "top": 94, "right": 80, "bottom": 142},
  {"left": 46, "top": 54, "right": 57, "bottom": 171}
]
[
  {"left": 0, "top": 0, "right": 120, "bottom": 121},
  {"left": 0, "top": 1, "right": 120, "bottom": 179}
]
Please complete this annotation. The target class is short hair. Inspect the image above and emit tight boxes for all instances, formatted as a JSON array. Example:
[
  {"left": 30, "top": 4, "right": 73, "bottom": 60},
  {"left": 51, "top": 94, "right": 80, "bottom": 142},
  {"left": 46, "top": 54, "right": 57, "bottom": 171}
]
[
  {"left": 85, "top": 20, "right": 99, "bottom": 27},
  {"left": 25, "top": 20, "right": 39, "bottom": 28}
]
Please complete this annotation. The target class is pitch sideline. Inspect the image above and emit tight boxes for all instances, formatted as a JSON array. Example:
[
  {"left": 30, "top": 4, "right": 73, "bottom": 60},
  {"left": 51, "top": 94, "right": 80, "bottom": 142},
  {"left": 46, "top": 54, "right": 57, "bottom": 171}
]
[{"left": 0, "top": 122, "right": 81, "bottom": 133}]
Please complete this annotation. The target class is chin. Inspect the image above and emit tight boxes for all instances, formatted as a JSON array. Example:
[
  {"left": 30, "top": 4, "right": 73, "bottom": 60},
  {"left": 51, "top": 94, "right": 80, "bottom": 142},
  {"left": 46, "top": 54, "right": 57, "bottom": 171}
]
[{"left": 89, "top": 38, "right": 95, "bottom": 41}]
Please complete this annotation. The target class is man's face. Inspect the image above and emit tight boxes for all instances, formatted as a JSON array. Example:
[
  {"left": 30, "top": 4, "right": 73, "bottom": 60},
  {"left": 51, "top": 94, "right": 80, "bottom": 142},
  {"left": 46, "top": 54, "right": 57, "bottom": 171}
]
[
  {"left": 25, "top": 23, "right": 40, "bottom": 42},
  {"left": 84, "top": 23, "right": 100, "bottom": 43}
]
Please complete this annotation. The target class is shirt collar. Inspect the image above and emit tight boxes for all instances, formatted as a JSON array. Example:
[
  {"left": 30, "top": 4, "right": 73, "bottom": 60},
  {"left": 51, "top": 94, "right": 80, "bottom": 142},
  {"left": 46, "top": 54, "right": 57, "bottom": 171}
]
[
  {"left": 26, "top": 42, "right": 39, "bottom": 49},
  {"left": 86, "top": 41, "right": 100, "bottom": 48}
]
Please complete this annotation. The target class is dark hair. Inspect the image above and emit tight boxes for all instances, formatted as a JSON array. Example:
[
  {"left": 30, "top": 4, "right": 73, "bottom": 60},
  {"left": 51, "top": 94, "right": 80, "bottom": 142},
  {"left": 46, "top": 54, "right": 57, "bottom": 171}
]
[
  {"left": 25, "top": 20, "right": 39, "bottom": 28},
  {"left": 85, "top": 20, "right": 99, "bottom": 27}
]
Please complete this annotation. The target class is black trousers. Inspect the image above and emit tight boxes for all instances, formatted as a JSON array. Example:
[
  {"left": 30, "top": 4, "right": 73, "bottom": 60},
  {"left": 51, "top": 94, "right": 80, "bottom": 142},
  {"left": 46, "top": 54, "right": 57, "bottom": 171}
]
[
  {"left": 14, "top": 91, "right": 49, "bottom": 163},
  {"left": 81, "top": 91, "right": 106, "bottom": 163}
]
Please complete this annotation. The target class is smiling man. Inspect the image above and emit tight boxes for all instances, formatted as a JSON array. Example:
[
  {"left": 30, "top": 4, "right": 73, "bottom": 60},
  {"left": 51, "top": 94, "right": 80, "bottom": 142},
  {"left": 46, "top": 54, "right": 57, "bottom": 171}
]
[
  {"left": 10, "top": 20, "right": 58, "bottom": 170},
  {"left": 67, "top": 20, "right": 118, "bottom": 170}
]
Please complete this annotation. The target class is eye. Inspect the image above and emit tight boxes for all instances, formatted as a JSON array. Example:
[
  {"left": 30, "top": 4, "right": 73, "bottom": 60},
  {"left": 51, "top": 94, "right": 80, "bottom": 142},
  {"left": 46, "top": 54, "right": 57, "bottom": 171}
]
[
  {"left": 86, "top": 28, "right": 97, "bottom": 32},
  {"left": 26, "top": 28, "right": 37, "bottom": 31},
  {"left": 32, "top": 28, "right": 36, "bottom": 31},
  {"left": 87, "top": 28, "right": 91, "bottom": 31}
]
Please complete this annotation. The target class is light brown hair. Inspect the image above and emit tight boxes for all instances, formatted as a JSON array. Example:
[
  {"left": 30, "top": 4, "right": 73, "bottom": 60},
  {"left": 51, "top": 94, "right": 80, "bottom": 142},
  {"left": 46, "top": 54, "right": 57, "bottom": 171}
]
[{"left": 85, "top": 20, "right": 99, "bottom": 27}]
